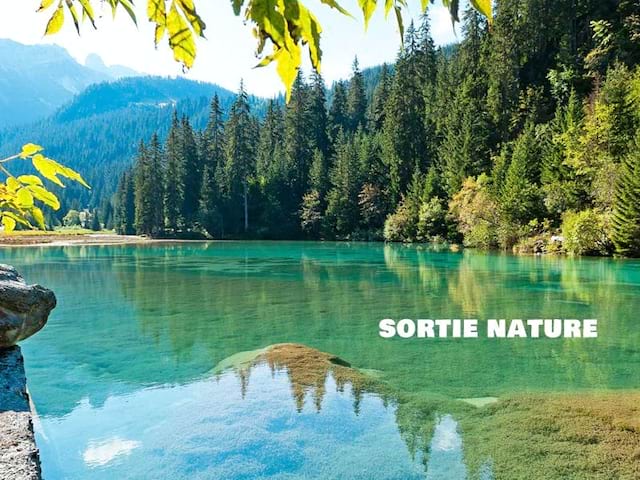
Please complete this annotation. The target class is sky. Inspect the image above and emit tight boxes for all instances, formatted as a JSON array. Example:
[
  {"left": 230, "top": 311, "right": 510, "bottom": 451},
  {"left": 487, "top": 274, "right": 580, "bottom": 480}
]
[{"left": 0, "top": 0, "right": 460, "bottom": 97}]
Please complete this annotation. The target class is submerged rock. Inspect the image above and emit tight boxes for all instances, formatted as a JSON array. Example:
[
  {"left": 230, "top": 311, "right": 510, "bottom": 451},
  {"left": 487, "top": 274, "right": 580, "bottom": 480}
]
[{"left": 0, "top": 265, "right": 56, "bottom": 348}]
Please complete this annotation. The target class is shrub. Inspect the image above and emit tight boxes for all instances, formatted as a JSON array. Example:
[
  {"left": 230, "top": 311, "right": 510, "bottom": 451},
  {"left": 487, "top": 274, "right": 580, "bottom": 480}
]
[
  {"left": 449, "top": 175, "right": 501, "bottom": 248},
  {"left": 561, "top": 209, "right": 612, "bottom": 256}
]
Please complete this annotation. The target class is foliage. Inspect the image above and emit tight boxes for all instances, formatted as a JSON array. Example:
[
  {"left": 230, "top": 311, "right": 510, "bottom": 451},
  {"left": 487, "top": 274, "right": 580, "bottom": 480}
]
[
  {"left": 448, "top": 175, "right": 500, "bottom": 249},
  {"left": 561, "top": 209, "right": 611, "bottom": 256},
  {"left": 96, "top": 2, "right": 640, "bottom": 257},
  {"left": 611, "top": 137, "right": 640, "bottom": 256},
  {"left": 36, "top": 0, "right": 492, "bottom": 100},
  {"left": 0, "top": 144, "right": 88, "bottom": 232}
]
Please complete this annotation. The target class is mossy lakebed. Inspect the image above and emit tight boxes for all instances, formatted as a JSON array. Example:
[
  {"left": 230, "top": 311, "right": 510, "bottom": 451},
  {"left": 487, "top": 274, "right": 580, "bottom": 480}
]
[
  {"left": 217, "top": 343, "right": 640, "bottom": 479},
  {"left": 4, "top": 241, "right": 639, "bottom": 479}
]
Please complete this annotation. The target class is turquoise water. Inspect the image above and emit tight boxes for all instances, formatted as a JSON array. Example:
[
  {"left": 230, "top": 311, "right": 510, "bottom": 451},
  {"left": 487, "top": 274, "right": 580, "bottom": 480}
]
[{"left": 2, "top": 242, "right": 640, "bottom": 479}]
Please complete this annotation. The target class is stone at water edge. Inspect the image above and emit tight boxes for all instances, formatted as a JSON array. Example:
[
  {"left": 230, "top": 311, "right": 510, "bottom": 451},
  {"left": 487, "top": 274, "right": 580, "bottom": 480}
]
[{"left": 0, "top": 264, "right": 56, "bottom": 348}]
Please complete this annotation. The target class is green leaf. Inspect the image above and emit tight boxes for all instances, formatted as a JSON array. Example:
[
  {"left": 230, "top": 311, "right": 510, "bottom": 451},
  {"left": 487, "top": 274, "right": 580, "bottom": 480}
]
[
  {"left": 27, "top": 185, "right": 61, "bottom": 210},
  {"left": 20, "top": 143, "right": 44, "bottom": 159},
  {"left": 32, "top": 154, "right": 91, "bottom": 189},
  {"left": 17, "top": 175, "right": 44, "bottom": 186},
  {"left": 6, "top": 177, "right": 20, "bottom": 192},
  {"left": 2, "top": 216, "right": 16, "bottom": 233},
  {"left": 37, "top": 0, "right": 56, "bottom": 12},
  {"left": 17, "top": 189, "right": 34, "bottom": 209},
  {"left": 319, "top": 0, "right": 351, "bottom": 17},
  {"left": 358, "top": 0, "right": 377, "bottom": 30},
  {"left": 65, "top": 0, "right": 81, "bottom": 34},
  {"left": 45, "top": 2, "right": 65, "bottom": 35},
  {"left": 470, "top": 0, "right": 492, "bottom": 22},
  {"left": 118, "top": 0, "right": 138, "bottom": 25},
  {"left": 394, "top": 5, "right": 404, "bottom": 40},
  {"left": 31, "top": 207, "right": 46, "bottom": 230},
  {"left": 78, "top": 0, "right": 96, "bottom": 28},
  {"left": 148, "top": 0, "right": 167, "bottom": 44},
  {"left": 167, "top": 3, "right": 196, "bottom": 68},
  {"left": 176, "top": 0, "right": 206, "bottom": 36}
]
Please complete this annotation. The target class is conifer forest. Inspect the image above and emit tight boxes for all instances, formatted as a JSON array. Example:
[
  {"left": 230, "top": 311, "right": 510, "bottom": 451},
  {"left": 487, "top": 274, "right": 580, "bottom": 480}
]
[{"left": 114, "top": 2, "right": 640, "bottom": 256}]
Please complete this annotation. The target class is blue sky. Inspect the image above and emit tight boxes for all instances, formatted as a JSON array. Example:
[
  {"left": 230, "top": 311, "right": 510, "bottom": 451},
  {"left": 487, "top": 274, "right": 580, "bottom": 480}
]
[{"left": 0, "top": 1, "right": 459, "bottom": 96}]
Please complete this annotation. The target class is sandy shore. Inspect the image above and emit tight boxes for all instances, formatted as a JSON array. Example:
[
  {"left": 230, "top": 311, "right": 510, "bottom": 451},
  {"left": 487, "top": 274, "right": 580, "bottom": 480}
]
[{"left": 0, "top": 233, "right": 156, "bottom": 247}]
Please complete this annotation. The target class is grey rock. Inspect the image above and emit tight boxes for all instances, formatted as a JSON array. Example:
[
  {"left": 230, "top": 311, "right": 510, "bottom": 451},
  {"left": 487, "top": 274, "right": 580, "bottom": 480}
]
[
  {"left": 0, "top": 264, "right": 56, "bottom": 348},
  {"left": 0, "top": 346, "right": 41, "bottom": 480}
]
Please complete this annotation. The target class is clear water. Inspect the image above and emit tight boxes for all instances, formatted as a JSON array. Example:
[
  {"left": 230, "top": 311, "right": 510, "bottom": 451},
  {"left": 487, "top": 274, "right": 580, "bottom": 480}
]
[{"left": 2, "top": 242, "right": 639, "bottom": 479}]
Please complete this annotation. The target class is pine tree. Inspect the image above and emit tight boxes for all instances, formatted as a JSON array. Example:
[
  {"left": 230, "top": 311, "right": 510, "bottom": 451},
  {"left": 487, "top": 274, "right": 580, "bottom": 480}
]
[
  {"left": 611, "top": 135, "right": 640, "bottom": 256},
  {"left": 368, "top": 63, "right": 391, "bottom": 131},
  {"left": 328, "top": 81, "right": 349, "bottom": 142},
  {"left": 180, "top": 116, "right": 201, "bottom": 226},
  {"left": 115, "top": 170, "right": 135, "bottom": 235},
  {"left": 347, "top": 57, "right": 367, "bottom": 132},
  {"left": 499, "top": 123, "right": 542, "bottom": 224},
  {"left": 200, "top": 95, "right": 225, "bottom": 236},
  {"left": 164, "top": 111, "right": 184, "bottom": 232},
  {"left": 134, "top": 135, "right": 164, "bottom": 236},
  {"left": 308, "top": 72, "right": 330, "bottom": 155},
  {"left": 283, "top": 72, "right": 312, "bottom": 202},
  {"left": 222, "top": 81, "right": 255, "bottom": 233},
  {"left": 325, "top": 132, "right": 362, "bottom": 237}
]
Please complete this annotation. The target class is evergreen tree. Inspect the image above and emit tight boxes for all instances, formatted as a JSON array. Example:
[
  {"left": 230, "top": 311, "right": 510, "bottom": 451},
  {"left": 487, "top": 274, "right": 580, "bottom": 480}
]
[
  {"left": 325, "top": 132, "right": 362, "bottom": 237},
  {"left": 164, "top": 111, "right": 184, "bottom": 231},
  {"left": 347, "top": 58, "right": 367, "bottom": 132},
  {"left": 308, "top": 72, "right": 330, "bottom": 155},
  {"left": 283, "top": 73, "right": 313, "bottom": 202},
  {"left": 368, "top": 63, "right": 391, "bottom": 131},
  {"left": 180, "top": 116, "right": 201, "bottom": 225},
  {"left": 200, "top": 95, "right": 225, "bottom": 236},
  {"left": 221, "top": 82, "right": 255, "bottom": 233},
  {"left": 134, "top": 134, "right": 164, "bottom": 236},
  {"left": 611, "top": 135, "right": 640, "bottom": 256},
  {"left": 115, "top": 170, "right": 135, "bottom": 235},
  {"left": 328, "top": 81, "right": 349, "bottom": 142}
]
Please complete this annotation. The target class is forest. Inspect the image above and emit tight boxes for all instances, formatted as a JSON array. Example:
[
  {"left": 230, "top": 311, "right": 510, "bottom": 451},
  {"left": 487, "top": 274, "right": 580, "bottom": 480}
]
[{"left": 115, "top": 0, "right": 640, "bottom": 256}]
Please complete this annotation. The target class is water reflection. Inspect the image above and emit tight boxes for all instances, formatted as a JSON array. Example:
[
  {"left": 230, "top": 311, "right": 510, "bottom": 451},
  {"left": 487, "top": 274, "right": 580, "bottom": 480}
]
[
  {"left": 0, "top": 242, "right": 638, "bottom": 478},
  {"left": 35, "top": 346, "right": 430, "bottom": 480},
  {"left": 2, "top": 242, "right": 638, "bottom": 417}
]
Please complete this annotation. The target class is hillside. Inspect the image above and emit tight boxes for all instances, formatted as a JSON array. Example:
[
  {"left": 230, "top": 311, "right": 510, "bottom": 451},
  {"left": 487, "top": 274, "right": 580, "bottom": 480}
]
[{"left": 0, "top": 76, "right": 271, "bottom": 217}]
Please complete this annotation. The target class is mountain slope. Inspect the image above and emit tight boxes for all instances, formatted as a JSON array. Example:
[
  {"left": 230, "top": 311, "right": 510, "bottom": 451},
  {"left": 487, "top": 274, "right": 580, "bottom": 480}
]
[
  {"left": 0, "top": 76, "right": 271, "bottom": 216},
  {"left": 0, "top": 39, "right": 114, "bottom": 128}
]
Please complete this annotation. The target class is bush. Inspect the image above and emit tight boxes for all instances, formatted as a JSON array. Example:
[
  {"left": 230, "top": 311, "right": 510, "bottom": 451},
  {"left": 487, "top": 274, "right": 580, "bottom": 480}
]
[
  {"left": 416, "top": 197, "right": 447, "bottom": 241},
  {"left": 383, "top": 201, "right": 415, "bottom": 242},
  {"left": 449, "top": 175, "right": 501, "bottom": 248},
  {"left": 561, "top": 209, "right": 612, "bottom": 256}
]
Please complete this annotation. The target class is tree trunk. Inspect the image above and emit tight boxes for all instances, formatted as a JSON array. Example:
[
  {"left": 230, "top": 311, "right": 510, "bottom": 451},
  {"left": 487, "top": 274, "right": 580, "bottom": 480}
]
[{"left": 243, "top": 181, "right": 249, "bottom": 232}]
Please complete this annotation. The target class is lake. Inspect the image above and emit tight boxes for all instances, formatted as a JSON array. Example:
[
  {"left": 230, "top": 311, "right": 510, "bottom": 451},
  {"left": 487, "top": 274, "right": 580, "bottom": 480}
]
[{"left": 2, "top": 242, "right": 639, "bottom": 479}]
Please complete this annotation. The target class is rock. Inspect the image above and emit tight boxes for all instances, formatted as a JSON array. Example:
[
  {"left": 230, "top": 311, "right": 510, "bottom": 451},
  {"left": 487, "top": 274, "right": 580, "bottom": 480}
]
[
  {"left": 0, "top": 346, "right": 41, "bottom": 480},
  {"left": 0, "top": 265, "right": 56, "bottom": 348}
]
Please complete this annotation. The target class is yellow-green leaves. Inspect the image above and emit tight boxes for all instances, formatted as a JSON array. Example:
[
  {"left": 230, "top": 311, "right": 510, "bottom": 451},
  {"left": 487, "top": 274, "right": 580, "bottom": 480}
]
[
  {"left": 20, "top": 144, "right": 44, "bottom": 159},
  {"left": 358, "top": 0, "right": 377, "bottom": 30},
  {"left": 470, "top": 0, "right": 492, "bottom": 24},
  {"left": 2, "top": 216, "right": 16, "bottom": 234},
  {"left": 148, "top": 0, "right": 206, "bottom": 70},
  {"left": 45, "top": 2, "right": 65, "bottom": 35},
  {"left": 32, "top": 154, "right": 90, "bottom": 189},
  {"left": 36, "top": 0, "right": 494, "bottom": 101},
  {"left": 0, "top": 144, "right": 89, "bottom": 233},
  {"left": 248, "top": 0, "right": 324, "bottom": 101}
]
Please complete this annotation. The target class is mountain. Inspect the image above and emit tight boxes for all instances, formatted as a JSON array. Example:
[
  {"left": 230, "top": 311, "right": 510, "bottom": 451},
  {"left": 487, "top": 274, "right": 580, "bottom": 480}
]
[
  {"left": 84, "top": 54, "right": 138, "bottom": 79},
  {"left": 0, "top": 39, "right": 136, "bottom": 128},
  {"left": 0, "top": 76, "right": 271, "bottom": 217}
]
